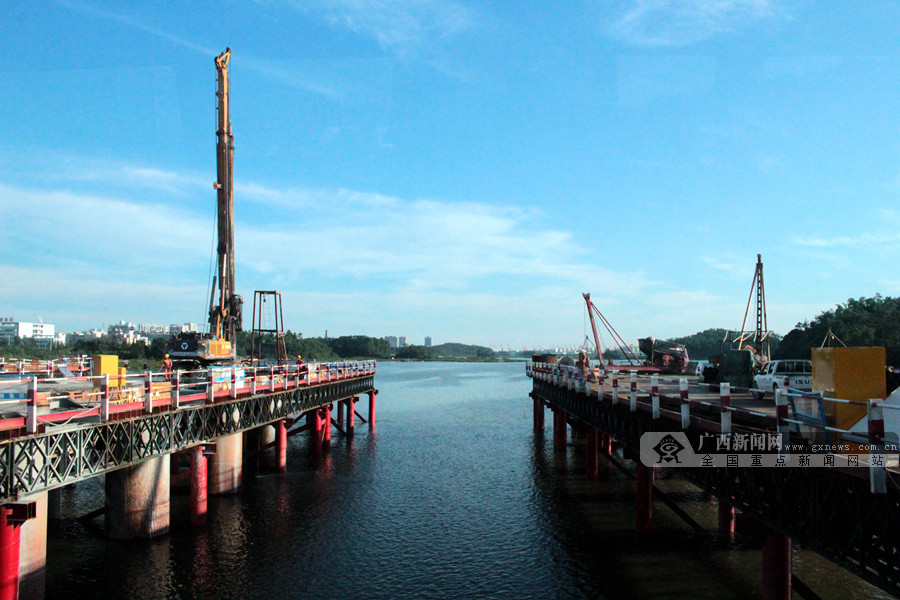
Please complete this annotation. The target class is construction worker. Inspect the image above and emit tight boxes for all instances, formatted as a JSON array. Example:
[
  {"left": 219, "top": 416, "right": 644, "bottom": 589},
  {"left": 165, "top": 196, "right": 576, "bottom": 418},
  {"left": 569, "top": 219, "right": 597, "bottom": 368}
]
[
  {"left": 162, "top": 354, "right": 173, "bottom": 381},
  {"left": 296, "top": 355, "right": 307, "bottom": 378},
  {"left": 576, "top": 351, "right": 590, "bottom": 382}
]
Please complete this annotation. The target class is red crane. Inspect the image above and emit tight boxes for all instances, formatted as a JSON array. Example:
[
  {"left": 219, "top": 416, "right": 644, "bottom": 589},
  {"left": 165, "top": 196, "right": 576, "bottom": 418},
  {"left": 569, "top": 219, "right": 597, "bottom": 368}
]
[{"left": 582, "top": 293, "right": 646, "bottom": 369}]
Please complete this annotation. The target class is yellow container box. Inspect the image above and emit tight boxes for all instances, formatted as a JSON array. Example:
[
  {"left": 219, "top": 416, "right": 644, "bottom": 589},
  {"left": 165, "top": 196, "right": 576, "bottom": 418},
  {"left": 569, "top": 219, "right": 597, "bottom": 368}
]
[
  {"left": 812, "top": 347, "right": 886, "bottom": 431},
  {"left": 92, "top": 355, "right": 125, "bottom": 389}
]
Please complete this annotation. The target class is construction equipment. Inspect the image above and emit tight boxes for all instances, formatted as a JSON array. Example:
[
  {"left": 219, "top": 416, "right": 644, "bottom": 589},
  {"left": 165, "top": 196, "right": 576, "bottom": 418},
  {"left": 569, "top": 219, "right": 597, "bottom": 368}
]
[
  {"left": 167, "top": 48, "right": 243, "bottom": 367},
  {"left": 703, "top": 254, "right": 772, "bottom": 384},
  {"left": 582, "top": 293, "right": 689, "bottom": 374},
  {"left": 249, "top": 291, "right": 287, "bottom": 366}
]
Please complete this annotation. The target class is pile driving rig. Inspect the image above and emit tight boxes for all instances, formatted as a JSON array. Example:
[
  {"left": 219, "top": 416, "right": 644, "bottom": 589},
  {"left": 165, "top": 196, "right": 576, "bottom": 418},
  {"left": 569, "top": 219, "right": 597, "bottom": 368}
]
[{"left": 167, "top": 48, "right": 243, "bottom": 367}]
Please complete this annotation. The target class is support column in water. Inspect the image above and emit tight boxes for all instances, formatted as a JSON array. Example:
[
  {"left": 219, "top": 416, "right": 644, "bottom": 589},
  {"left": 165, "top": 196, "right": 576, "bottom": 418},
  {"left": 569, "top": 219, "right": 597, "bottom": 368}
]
[
  {"left": 762, "top": 530, "right": 792, "bottom": 600},
  {"left": 105, "top": 455, "right": 171, "bottom": 539},
  {"left": 532, "top": 395, "right": 544, "bottom": 431},
  {"left": 259, "top": 425, "right": 277, "bottom": 472},
  {"left": 599, "top": 433, "right": 612, "bottom": 456},
  {"left": 275, "top": 419, "right": 287, "bottom": 474},
  {"left": 208, "top": 433, "right": 242, "bottom": 495},
  {"left": 718, "top": 500, "right": 736, "bottom": 540},
  {"left": 0, "top": 506, "right": 22, "bottom": 600},
  {"left": 367, "top": 390, "right": 377, "bottom": 426},
  {"left": 635, "top": 462, "right": 654, "bottom": 535},
  {"left": 190, "top": 445, "right": 208, "bottom": 528},
  {"left": 309, "top": 410, "right": 323, "bottom": 457},
  {"left": 585, "top": 428, "right": 598, "bottom": 480},
  {"left": 323, "top": 406, "right": 332, "bottom": 451},
  {"left": 47, "top": 489, "right": 61, "bottom": 522},
  {"left": 552, "top": 408, "right": 567, "bottom": 451},
  {"left": 346, "top": 398, "right": 355, "bottom": 437},
  {"left": 17, "top": 492, "right": 47, "bottom": 600},
  {"left": 242, "top": 428, "right": 259, "bottom": 478}
]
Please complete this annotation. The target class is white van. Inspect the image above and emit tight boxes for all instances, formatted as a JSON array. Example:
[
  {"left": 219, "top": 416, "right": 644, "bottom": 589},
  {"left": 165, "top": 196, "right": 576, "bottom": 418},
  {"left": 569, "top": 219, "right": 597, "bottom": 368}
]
[{"left": 751, "top": 360, "right": 812, "bottom": 400}]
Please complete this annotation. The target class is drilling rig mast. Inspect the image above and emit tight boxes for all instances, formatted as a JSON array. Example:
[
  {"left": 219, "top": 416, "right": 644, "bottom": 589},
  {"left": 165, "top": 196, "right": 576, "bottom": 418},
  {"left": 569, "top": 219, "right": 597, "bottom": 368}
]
[{"left": 167, "top": 48, "right": 242, "bottom": 367}]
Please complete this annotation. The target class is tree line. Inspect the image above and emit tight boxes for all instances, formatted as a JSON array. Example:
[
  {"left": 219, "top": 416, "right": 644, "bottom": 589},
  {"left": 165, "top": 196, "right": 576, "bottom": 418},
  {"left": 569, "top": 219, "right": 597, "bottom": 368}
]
[
  {"left": 0, "top": 332, "right": 393, "bottom": 362},
  {"left": 8, "top": 295, "right": 900, "bottom": 365}
]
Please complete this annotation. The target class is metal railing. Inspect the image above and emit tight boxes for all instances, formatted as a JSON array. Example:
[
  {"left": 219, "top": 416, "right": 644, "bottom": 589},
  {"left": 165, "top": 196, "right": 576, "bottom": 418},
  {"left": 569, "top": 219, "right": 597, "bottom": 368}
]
[
  {"left": 526, "top": 360, "right": 897, "bottom": 493},
  {"left": 0, "top": 360, "right": 376, "bottom": 436}
]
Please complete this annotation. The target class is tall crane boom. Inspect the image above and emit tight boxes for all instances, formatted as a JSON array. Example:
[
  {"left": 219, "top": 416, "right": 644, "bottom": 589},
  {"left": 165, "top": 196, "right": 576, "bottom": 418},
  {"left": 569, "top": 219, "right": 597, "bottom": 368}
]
[
  {"left": 209, "top": 48, "right": 242, "bottom": 343},
  {"left": 167, "top": 48, "right": 241, "bottom": 367}
]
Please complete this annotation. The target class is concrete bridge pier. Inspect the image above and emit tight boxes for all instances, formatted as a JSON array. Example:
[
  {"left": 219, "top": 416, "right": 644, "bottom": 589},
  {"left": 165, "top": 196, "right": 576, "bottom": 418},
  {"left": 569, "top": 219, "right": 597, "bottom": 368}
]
[
  {"left": 105, "top": 455, "right": 170, "bottom": 539},
  {"left": 259, "top": 425, "right": 277, "bottom": 471},
  {"left": 242, "top": 428, "right": 260, "bottom": 477},
  {"left": 208, "top": 433, "right": 242, "bottom": 495},
  {"left": 762, "top": 530, "right": 792, "bottom": 600}
]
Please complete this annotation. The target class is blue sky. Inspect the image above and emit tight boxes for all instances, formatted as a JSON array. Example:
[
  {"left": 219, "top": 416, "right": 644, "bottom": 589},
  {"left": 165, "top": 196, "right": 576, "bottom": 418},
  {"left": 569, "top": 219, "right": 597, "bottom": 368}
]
[{"left": 2, "top": 1, "right": 899, "bottom": 349}]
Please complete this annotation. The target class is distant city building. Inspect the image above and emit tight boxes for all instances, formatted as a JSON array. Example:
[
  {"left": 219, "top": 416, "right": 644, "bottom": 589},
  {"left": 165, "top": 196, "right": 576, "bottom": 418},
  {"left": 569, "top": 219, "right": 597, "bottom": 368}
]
[
  {"left": 108, "top": 321, "right": 151, "bottom": 345},
  {"left": 384, "top": 336, "right": 399, "bottom": 349},
  {"left": 0, "top": 318, "right": 56, "bottom": 346},
  {"left": 424, "top": 336, "right": 432, "bottom": 347},
  {"left": 169, "top": 323, "right": 200, "bottom": 335},
  {"left": 399, "top": 336, "right": 407, "bottom": 347},
  {"left": 138, "top": 323, "right": 168, "bottom": 337},
  {"left": 69, "top": 329, "right": 105, "bottom": 342}
]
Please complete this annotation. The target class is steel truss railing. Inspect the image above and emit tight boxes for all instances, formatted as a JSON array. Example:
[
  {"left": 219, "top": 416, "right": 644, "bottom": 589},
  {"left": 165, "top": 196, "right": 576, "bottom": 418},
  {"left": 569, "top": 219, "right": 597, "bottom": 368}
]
[
  {"left": 531, "top": 378, "right": 900, "bottom": 598},
  {"left": 0, "top": 375, "right": 374, "bottom": 503}
]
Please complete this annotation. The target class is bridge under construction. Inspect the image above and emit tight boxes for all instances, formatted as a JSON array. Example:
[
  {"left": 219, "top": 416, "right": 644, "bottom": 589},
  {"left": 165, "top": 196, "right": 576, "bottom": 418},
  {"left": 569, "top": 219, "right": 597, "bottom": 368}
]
[
  {"left": 528, "top": 350, "right": 900, "bottom": 600},
  {"left": 0, "top": 360, "right": 376, "bottom": 599}
]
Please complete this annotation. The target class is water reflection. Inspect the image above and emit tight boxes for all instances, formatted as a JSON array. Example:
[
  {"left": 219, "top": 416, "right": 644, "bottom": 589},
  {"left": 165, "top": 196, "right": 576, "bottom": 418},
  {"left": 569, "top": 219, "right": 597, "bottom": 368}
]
[{"left": 45, "top": 363, "right": 888, "bottom": 600}]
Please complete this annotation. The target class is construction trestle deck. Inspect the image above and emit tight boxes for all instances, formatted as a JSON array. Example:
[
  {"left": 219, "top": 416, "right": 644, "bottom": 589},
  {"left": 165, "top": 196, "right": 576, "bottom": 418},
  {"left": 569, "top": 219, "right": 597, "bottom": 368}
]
[
  {"left": 527, "top": 362, "right": 900, "bottom": 598},
  {"left": 0, "top": 362, "right": 376, "bottom": 503}
]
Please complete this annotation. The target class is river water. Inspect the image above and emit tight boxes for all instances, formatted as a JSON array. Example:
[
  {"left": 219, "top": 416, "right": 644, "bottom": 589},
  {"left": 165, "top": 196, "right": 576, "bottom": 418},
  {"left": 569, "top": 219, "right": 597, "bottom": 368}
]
[{"left": 46, "top": 362, "right": 885, "bottom": 599}]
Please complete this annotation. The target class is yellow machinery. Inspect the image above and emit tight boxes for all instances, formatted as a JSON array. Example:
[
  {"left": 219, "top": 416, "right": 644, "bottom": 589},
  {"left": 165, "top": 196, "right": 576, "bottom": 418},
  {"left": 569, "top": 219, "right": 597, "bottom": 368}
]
[{"left": 812, "top": 346, "right": 886, "bottom": 430}]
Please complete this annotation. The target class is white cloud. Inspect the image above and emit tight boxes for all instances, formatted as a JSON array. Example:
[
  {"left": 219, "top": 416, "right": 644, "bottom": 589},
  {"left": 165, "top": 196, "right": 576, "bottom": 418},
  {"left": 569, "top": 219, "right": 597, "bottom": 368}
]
[
  {"left": 1, "top": 165, "right": 724, "bottom": 345},
  {"left": 603, "top": 0, "right": 796, "bottom": 47},
  {"left": 59, "top": 163, "right": 208, "bottom": 196},
  {"left": 301, "top": 0, "right": 473, "bottom": 50},
  {"left": 793, "top": 232, "right": 900, "bottom": 248}
]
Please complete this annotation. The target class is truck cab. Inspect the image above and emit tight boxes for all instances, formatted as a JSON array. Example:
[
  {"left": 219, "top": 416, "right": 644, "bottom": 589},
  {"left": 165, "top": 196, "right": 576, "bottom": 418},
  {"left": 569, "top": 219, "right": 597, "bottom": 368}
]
[{"left": 751, "top": 359, "right": 812, "bottom": 400}]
